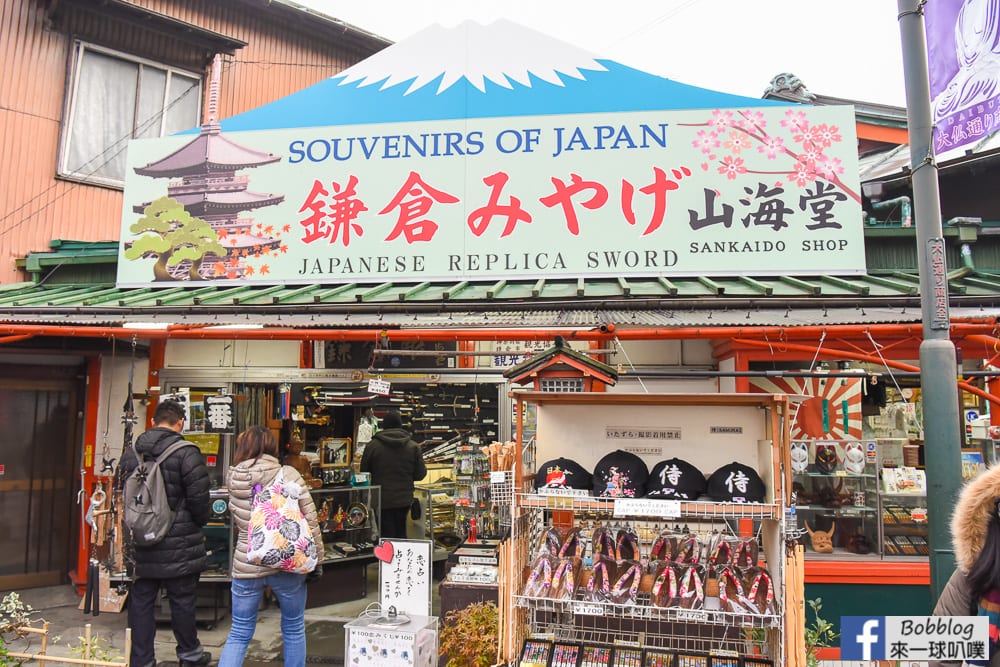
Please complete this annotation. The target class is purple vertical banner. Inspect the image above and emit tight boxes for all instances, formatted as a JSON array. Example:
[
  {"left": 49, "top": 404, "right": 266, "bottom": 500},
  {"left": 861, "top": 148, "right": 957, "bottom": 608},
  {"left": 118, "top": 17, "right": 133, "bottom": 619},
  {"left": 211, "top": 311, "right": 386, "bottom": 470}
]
[{"left": 925, "top": 0, "right": 1000, "bottom": 154}]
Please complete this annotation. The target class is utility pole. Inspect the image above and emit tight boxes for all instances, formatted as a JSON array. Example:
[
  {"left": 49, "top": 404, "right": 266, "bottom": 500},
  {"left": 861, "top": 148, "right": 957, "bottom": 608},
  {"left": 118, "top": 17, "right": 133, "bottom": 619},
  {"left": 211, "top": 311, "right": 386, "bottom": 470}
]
[{"left": 897, "top": 0, "right": 963, "bottom": 602}]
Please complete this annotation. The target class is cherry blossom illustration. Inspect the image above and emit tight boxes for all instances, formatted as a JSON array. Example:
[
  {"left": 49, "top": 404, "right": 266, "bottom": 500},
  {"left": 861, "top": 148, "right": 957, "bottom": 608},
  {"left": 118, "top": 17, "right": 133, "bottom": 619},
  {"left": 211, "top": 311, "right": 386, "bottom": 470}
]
[{"left": 682, "top": 108, "right": 860, "bottom": 203}]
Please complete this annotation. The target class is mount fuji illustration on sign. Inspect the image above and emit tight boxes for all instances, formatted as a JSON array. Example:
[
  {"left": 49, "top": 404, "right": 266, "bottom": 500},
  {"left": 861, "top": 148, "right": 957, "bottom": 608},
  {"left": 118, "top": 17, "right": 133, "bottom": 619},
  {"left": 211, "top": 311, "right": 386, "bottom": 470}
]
[
  {"left": 207, "top": 19, "right": 783, "bottom": 132},
  {"left": 120, "top": 19, "right": 864, "bottom": 287}
]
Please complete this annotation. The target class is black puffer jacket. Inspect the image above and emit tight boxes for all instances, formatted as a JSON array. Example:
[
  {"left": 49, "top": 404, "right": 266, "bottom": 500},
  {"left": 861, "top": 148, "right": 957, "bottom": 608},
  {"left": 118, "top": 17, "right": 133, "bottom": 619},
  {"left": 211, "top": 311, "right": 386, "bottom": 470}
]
[
  {"left": 119, "top": 427, "right": 212, "bottom": 579},
  {"left": 360, "top": 428, "right": 427, "bottom": 509}
]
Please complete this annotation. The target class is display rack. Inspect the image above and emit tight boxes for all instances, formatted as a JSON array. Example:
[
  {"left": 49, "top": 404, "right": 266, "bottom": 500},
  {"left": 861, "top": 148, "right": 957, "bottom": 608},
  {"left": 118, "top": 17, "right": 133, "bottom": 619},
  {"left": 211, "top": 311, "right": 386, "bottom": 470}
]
[
  {"left": 791, "top": 439, "right": 878, "bottom": 559},
  {"left": 790, "top": 438, "right": 928, "bottom": 559},
  {"left": 452, "top": 443, "right": 504, "bottom": 541},
  {"left": 313, "top": 484, "right": 381, "bottom": 564},
  {"left": 411, "top": 482, "right": 460, "bottom": 561},
  {"left": 499, "top": 391, "right": 796, "bottom": 666}
]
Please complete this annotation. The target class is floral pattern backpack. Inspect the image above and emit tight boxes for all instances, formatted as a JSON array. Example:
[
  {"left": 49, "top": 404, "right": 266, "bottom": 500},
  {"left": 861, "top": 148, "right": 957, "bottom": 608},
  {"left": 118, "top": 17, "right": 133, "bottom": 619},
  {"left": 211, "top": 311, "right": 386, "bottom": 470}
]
[{"left": 246, "top": 467, "right": 318, "bottom": 574}]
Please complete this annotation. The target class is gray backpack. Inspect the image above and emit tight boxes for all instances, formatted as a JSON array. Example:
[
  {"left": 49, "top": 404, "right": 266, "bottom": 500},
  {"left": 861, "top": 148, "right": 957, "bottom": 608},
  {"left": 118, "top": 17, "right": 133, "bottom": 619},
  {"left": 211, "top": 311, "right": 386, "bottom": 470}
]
[{"left": 123, "top": 438, "right": 195, "bottom": 547}]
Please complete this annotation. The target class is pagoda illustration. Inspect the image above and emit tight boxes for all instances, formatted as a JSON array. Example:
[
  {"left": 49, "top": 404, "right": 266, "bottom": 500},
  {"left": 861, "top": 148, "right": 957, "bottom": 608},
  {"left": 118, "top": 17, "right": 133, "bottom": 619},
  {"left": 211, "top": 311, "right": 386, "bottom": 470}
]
[{"left": 128, "top": 55, "right": 285, "bottom": 281}]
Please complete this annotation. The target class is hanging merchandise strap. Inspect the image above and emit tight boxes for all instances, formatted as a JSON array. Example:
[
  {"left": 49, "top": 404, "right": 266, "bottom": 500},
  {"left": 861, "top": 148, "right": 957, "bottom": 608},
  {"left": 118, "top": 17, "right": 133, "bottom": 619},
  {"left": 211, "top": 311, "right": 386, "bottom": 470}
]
[
  {"left": 99, "top": 338, "right": 118, "bottom": 476},
  {"left": 110, "top": 336, "right": 140, "bottom": 587},
  {"left": 83, "top": 484, "right": 108, "bottom": 617}
]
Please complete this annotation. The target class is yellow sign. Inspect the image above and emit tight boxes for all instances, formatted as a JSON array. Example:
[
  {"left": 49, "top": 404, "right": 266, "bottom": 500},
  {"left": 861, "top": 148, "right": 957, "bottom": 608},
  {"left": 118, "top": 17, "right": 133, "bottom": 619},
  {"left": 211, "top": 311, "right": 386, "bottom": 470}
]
[{"left": 185, "top": 433, "right": 220, "bottom": 455}]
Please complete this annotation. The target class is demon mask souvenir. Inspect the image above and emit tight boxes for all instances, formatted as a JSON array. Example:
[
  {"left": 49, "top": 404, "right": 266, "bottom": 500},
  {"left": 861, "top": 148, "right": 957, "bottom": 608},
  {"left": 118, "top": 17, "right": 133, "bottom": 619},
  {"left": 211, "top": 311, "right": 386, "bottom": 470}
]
[
  {"left": 814, "top": 444, "right": 839, "bottom": 474},
  {"left": 805, "top": 521, "right": 835, "bottom": 553}
]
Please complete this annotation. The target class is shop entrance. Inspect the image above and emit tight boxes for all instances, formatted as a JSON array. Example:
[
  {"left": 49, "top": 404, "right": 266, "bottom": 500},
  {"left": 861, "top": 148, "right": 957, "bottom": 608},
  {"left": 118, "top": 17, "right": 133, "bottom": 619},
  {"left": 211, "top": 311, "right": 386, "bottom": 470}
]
[{"left": 0, "top": 366, "right": 83, "bottom": 589}]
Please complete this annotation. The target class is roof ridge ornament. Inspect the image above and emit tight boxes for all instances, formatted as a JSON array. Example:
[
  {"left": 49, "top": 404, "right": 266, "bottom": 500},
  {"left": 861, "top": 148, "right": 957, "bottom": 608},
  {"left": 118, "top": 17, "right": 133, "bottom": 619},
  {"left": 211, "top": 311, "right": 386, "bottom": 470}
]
[{"left": 764, "top": 72, "right": 816, "bottom": 103}]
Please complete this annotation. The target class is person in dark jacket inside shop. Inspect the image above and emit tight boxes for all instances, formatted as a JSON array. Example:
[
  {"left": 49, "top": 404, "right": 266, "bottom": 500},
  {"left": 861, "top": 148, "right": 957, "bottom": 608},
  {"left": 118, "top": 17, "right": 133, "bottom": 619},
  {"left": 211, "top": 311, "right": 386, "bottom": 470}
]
[
  {"left": 118, "top": 400, "right": 212, "bottom": 667},
  {"left": 360, "top": 410, "right": 427, "bottom": 539},
  {"left": 934, "top": 463, "right": 1000, "bottom": 667}
]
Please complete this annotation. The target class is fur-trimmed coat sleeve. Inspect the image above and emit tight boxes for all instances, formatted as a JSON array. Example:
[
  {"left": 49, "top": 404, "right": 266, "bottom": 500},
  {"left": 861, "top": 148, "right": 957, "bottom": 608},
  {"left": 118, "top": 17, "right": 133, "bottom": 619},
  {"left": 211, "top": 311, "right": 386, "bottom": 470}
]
[
  {"left": 932, "top": 464, "right": 1000, "bottom": 667},
  {"left": 950, "top": 464, "right": 1000, "bottom": 572}
]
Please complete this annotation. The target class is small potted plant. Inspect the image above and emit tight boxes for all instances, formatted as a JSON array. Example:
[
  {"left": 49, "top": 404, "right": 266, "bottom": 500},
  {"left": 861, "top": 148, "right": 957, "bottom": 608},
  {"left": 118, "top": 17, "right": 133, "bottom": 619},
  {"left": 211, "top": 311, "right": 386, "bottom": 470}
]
[{"left": 439, "top": 601, "right": 499, "bottom": 667}]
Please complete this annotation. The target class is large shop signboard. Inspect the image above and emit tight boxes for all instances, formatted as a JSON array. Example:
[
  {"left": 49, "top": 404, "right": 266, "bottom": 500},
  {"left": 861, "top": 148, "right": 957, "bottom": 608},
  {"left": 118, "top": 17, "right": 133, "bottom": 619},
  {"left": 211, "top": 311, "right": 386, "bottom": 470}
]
[{"left": 116, "top": 25, "right": 863, "bottom": 287}]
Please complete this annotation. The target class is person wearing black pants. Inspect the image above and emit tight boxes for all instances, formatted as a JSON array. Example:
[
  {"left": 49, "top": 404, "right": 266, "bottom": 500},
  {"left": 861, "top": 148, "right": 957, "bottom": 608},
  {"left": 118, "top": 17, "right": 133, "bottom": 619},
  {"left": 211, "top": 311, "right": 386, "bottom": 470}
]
[
  {"left": 360, "top": 411, "right": 427, "bottom": 540},
  {"left": 380, "top": 506, "right": 411, "bottom": 540},
  {"left": 128, "top": 573, "right": 201, "bottom": 666},
  {"left": 118, "top": 401, "right": 212, "bottom": 667}
]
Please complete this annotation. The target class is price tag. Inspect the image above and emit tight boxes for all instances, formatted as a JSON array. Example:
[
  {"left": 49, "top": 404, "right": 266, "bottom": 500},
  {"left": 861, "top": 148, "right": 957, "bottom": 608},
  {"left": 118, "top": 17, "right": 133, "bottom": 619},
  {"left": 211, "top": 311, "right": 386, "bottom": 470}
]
[
  {"left": 676, "top": 609, "right": 708, "bottom": 622},
  {"left": 546, "top": 495, "right": 575, "bottom": 510},
  {"left": 834, "top": 470, "right": 847, "bottom": 477},
  {"left": 458, "top": 555, "right": 498, "bottom": 565},
  {"left": 367, "top": 377, "right": 391, "bottom": 395},
  {"left": 537, "top": 487, "right": 589, "bottom": 497},
  {"left": 613, "top": 498, "right": 681, "bottom": 518},
  {"left": 490, "top": 471, "right": 508, "bottom": 483},
  {"left": 572, "top": 603, "right": 604, "bottom": 616}
]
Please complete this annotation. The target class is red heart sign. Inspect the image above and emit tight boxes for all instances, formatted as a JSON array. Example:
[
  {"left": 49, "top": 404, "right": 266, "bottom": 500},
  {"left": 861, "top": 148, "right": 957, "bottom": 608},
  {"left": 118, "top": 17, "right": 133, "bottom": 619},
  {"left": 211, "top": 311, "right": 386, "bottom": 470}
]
[{"left": 374, "top": 540, "right": 394, "bottom": 564}]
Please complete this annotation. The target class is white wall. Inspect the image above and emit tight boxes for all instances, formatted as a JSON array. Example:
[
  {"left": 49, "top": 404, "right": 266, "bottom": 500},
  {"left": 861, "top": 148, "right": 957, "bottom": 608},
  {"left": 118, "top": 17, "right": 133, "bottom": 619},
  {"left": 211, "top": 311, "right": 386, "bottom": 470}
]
[
  {"left": 606, "top": 339, "right": 714, "bottom": 367},
  {"left": 94, "top": 354, "right": 149, "bottom": 472},
  {"left": 609, "top": 377, "right": 719, "bottom": 394},
  {"left": 718, "top": 356, "right": 737, "bottom": 393},
  {"left": 164, "top": 339, "right": 301, "bottom": 368}
]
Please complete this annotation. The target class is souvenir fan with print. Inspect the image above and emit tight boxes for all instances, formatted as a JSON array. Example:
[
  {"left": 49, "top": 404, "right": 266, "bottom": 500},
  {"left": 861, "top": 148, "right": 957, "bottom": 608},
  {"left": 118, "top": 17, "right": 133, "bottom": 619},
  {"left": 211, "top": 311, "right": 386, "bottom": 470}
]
[{"left": 790, "top": 442, "right": 809, "bottom": 474}]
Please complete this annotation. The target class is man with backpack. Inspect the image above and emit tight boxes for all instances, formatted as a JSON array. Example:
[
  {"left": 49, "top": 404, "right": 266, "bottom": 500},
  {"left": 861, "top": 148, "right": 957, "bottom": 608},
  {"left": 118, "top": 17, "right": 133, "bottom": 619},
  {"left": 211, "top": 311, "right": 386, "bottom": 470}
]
[{"left": 118, "top": 400, "right": 212, "bottom": 667}]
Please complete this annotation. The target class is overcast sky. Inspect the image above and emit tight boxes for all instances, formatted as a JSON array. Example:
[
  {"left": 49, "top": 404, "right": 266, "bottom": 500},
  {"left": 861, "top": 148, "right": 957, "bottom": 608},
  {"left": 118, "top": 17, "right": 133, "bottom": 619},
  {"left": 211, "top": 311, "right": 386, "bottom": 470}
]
[{"left": 304, "top": 0, "right": 909, "bottom": 107}]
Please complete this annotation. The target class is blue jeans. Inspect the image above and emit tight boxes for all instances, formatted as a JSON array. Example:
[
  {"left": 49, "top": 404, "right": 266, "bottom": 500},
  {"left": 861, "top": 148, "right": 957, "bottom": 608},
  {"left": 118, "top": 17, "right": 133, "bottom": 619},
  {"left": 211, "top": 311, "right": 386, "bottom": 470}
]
[{"left": 218, "top": 572, "right": 308, "bottom": 667}]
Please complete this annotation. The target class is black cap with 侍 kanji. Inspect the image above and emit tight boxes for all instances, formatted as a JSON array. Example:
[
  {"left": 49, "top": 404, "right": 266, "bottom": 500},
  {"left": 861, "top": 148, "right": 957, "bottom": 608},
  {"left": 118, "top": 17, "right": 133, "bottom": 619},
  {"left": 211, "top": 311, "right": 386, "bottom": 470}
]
[
  {"left": 646, "top": 458, "right": 707, "bottom": 500},
  {"left": 707, "top": 462, "right": 767, "bottom": 503},
  {"left": 592, "top": 449, "right": 649, "bottom": 498},
  {"left": 535, "top": 457, "right": 592, "bottom": 490}
]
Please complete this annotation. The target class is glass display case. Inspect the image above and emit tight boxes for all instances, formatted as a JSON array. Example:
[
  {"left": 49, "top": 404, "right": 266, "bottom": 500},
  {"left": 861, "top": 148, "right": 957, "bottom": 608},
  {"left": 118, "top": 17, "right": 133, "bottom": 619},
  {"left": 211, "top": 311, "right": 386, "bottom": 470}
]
[
  {"left": 791, "top": 439, "right": 879, "bottom": 558},
  {"left": 879, "top": 493, "right": 928, "bottom": 556},
  {"left": 877, "top": 447, "right": 928, "bottom": 557},
  {"left": 312, "top": 484, "right": 380, "bottom": 564},
  {"left": 410, "top": 482, "right": 460, "bottom": 561},
  {"left": 792, "top": 438, "right": 928, "bottom": 559},
  {"left": 202, "top": 488, "right": 234, "bottom": 580}
]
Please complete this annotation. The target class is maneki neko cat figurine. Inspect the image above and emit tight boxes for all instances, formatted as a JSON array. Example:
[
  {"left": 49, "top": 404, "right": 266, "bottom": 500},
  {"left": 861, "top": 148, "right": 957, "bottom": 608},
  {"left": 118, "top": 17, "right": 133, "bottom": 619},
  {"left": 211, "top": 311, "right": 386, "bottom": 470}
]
[{"left": 805, "top": 522, "right": 835, "bottom": 553}]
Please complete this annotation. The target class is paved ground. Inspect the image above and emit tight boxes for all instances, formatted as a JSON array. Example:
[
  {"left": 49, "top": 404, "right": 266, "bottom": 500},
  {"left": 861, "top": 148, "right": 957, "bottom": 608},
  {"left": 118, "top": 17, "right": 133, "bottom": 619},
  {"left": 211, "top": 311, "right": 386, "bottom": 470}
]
[{"left": 2, "top": 563, "right": 438, "bottom": 666}]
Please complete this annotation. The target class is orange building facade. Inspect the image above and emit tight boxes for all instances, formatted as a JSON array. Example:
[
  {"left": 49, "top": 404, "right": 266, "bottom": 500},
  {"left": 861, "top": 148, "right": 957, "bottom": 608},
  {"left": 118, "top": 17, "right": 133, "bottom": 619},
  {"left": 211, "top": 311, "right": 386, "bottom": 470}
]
[{"left": 0, "top": 0, "right": 388, "bottom": 284}]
